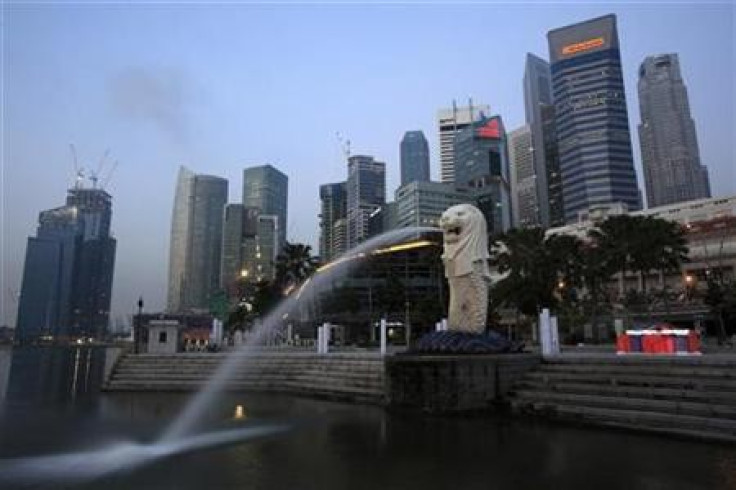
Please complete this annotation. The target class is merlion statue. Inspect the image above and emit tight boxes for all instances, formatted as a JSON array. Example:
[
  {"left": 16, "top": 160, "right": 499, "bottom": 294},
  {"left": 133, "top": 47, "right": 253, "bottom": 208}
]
[
  {"left": 439, "top": 204, "right": 491, "bottom": 333},
  {"left": 411, "top": 203, "right": 521, "bottom": 354}
]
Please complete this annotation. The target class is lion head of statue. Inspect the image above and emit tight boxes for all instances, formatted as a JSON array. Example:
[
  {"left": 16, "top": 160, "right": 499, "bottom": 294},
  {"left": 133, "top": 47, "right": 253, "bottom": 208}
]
[{"left": 439, "top": 203, "right": 490, "bottom": 278}]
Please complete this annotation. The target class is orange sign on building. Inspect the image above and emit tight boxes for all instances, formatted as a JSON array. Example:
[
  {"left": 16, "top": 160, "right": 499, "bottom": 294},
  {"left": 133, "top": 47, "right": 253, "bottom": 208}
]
[{"left": 561, "top": 37, "right": 605, "bottom": 56}]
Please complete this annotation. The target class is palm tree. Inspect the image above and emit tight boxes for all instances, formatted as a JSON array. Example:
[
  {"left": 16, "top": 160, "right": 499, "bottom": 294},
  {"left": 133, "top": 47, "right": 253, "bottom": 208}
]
[
  {"left": 629, "top": 216, "right": 689, "bottom": 294},
  {"left": 588, "top": 215, "right": 637, "bottom": 294},
  {"left": 492, "top": 228, "right": 582, "bottom": 316},
  {"left": 274, "top": 242, "right": 318, "bottom": 292}
]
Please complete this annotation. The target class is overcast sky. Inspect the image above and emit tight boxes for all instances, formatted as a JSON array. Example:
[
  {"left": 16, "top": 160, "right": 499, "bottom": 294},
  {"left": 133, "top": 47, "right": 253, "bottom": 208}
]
[{"left": 2, "top": 1, "right": 734, "bottom": 327}]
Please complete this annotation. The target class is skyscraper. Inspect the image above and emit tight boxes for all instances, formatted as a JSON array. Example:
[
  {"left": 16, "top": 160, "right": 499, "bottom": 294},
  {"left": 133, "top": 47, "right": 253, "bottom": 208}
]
[
  {"left": 395, "top": 181, "right": 470, "bottom": 229},
  {"left": 437, "top": 102, "right": 490, "bottom": 184},
  {"left": 454, "top": 115, "right": 513, "bottom": 235},
  {"left": 508, "top": 125, "right": 539, "bottom": 228},
  {"left": 167, "top": 166, "right": 228, "bottom": 313},
  {"left": 242, "top": 165, "right": 288, "bottom": 251},
  {"left": 241, "top": 212, "right": 279, "bottom": 284},
  {"left": 16, "top": 184, "right": 116, "bottom": 342},
  {"left": 400, "top": 131, "right": 430, "bottom": 186},
  {"left": 346, "top": 155, "right": 386, "bottom": 249},
  {"left": 523, "top": 53, "right": 564, "bottom": 227},
  {"left": 548, "top": 14, "right": 640, "bottom": 222},
  {"left": 319, "top": 182, "right": 347, "bottom": 262},
  {"left": 638, "top": 53, "right": 711, "bottom": 207},
  {"left": 221, "top": 204, "right": 249, "bottom": 291}
]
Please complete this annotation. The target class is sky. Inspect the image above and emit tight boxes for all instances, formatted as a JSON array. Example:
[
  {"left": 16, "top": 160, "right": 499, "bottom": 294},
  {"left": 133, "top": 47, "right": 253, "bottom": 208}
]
[{"left": 1, "top": 1, "right": 734, "bottom": 327}]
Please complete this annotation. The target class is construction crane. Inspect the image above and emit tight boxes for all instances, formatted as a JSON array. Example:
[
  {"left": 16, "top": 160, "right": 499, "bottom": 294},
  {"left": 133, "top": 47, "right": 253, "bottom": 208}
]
[
  {"left": 99, "top": 160, "right": 118, "bottom": 190},
  {"left": 90, "top": 148, "right": 111, "bottom": 188},
  {"left": 68, "top": 145, "right": 118, "bottom": 190}
]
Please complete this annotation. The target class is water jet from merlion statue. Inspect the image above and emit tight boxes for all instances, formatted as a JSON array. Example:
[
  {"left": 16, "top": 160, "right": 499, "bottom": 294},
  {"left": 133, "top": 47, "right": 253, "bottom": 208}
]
[{"left": 413, "top": 203, "right": 521, "bottom": 354}]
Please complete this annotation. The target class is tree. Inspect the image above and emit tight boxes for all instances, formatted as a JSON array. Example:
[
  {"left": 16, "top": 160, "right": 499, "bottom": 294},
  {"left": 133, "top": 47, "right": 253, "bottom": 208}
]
[
  {"left": 588, "top": 215, "right": 689, "bottom": 296},
  {"left": 629, "top": 216, "right": 688, "bottom": 294},
  {"left": 491, "top": 228, "right": 583, "bottom": 316},
  {"left": 274, "top": 242, "right": 318, "bottom": 292},
  {"left": 705, "top": 279, "right": 736, "bottom": 343}
]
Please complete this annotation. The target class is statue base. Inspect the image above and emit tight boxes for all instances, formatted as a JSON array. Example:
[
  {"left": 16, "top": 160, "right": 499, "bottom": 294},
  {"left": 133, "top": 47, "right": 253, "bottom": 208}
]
[{"left": 411, "top": 330, "right": 524, "bottom": 355}]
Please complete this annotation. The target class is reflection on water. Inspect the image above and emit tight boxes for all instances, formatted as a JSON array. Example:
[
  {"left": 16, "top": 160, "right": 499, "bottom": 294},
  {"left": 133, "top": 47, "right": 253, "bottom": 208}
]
[
  {"left": 0, "top": 346, "right": 735, "bottom": 490},
  {"left": 1, "top": 346, "right": 106, "bottom": 409}
]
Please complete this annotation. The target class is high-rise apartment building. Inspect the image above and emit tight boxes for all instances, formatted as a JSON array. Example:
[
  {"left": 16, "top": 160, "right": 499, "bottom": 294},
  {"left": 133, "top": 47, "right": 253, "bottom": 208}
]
[
  {"left": 638, "top": 53, "right": 710, "bottom": 208},
  {"left": 319, "top": 182, "right": 347, "bottom": 262},
  {"left": 509, "top": 125, "right": 539, "bottom": 228},
  {"left": 454, "top": 115, "right": 513, "bottom": 235},
  {"left": 437, "top": 102, "right": 490, "bottom": 184},
  {"left": 523, "top": 53, "right": 565, "bottom": 228},
  {"left": 346, "top": 155, "right": 386, "bottom": 249},
  {"left": 548, "top": 14, "right": 640, "bottom": 222},
  {"left": 400, "top": 131, "right": 430, "bottom": 186},
  {"left": 167, "top": 166, "right": 228, "bottom": 313},
  {"left": 242, "top": 165, "right": 288, "bottom": 251},
  {"left": 16, "top": 184, "right": 116, "bottom": 342}
]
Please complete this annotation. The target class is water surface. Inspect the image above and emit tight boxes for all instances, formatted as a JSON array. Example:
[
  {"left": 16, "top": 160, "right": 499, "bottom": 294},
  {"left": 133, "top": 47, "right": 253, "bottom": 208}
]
[{"left": 0, "top": 346, "right": 734, "bottom": 490}]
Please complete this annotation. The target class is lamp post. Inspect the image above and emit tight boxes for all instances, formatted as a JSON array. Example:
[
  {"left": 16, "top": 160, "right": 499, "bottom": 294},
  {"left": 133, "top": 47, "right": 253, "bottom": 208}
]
[{"left": 134, "top": 297, "right": 143, "bottom": 354}]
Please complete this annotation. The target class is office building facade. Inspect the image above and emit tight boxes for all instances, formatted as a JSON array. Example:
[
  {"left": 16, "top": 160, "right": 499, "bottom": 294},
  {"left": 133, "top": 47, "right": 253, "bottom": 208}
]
[
  {"left": 523, "top": 53, "right": 565, "bottom": 227},
  {"left": 168, "top": 166, "right": 228, "bottom": 313},
  {"left": 241, "top": 213, "right": 279, "bottom": 284},
  {"left": 242, "top": 165, "right": 288, "bottom": 251},
  {"left": 548, "top": 14, "right": 640, "bottom": 222},
  {"left": 437, "top": 102, "right": 490, "bottom": 184},
  {"left": 638, "top": 53, "right": 710, "bottom": 208},
  {"left": 395, "top": 181, "right": 471, "bottom": 229},
  {"left": 16, "top": 186, "right": 116, "bottom": 342},
  {"left": 508, "top": 125, "right": 539, "bottom": 228},
  {"left": 454, "top": 115, "right": 513, "bottom": 235},
  {"left": 400, "top": 131, "right": 430, "bottom": 186},
  {"left": 346, "top": 155, "right": 386, "bottom": 249},
  {"left": 319, "top": 182, "right": 347, "bottom": 262}
]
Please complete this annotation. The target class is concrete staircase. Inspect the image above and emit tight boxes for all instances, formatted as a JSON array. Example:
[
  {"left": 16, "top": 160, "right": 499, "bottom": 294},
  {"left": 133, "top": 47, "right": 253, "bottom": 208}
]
[
  {"left": 510, "top": 355, "right": 736, "bottom": 444},
  {"left": 105, "top": 351, "right": 385, "bottom": 404}
]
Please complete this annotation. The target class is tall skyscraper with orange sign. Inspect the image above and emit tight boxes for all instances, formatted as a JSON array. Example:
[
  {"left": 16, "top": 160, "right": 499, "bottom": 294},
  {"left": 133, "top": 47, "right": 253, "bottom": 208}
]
[{"left": 548, "top": 14, "right": 640, "bottom": 222}]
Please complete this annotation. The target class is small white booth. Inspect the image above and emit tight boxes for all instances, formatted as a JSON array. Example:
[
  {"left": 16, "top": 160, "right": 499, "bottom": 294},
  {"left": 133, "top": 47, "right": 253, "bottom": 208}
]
[{"left": 147, "top": 319, "right": 179, "bottom": 354}]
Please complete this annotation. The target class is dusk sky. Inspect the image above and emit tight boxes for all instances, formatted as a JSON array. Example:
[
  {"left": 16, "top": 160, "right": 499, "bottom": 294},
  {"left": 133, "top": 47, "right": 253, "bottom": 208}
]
[{"left": 2, "top": 1, "right": 734, "bottom": 327}]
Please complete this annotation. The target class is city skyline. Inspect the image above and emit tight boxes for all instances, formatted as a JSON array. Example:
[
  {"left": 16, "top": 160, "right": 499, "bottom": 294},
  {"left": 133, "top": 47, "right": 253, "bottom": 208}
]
[{"left": 3, "top": 4, "right": 734, "bottom": 326}]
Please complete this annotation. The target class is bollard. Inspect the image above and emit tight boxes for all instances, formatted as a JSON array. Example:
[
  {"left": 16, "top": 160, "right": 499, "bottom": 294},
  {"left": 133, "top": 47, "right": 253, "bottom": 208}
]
[
  {"left": 317, "top": 326, "right": 324, "bottom": 354},
  {"left": 324, "top": 322, "right": 331, "bottom": 354},
  {"left": 380, "top": 318, "right": 387, "bottom": 356},
  {"left": 539, "top": 308, "right": 552, "bottom": 356},
  {"left": 435, "top": 321, "right": 441, "bottom": 332},
  {"left": 550, "top": 316, "right": 560, "bottom": 355},
  {"left": 441, "top": 318, "right": 448, "bottom": 332}
]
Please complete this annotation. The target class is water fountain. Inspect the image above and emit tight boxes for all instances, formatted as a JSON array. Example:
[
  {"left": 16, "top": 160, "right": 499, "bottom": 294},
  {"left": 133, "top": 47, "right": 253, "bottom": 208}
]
[{"left": 0, "top": 225, "right": 440, "bottom": 485}]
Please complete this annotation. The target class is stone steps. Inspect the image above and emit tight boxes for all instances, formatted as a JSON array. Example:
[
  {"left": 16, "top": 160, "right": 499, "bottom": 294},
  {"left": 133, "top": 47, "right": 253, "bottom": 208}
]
[
  {"left": 517, "top": 380, "right": 736, "bottom": 405},
  {"left": 524, "top": 371, "right": 736, "bottom": 391},
  {"left": 510, "top": 355, "right": 736, "bottom": 444},
  {"left": 105, "top": 352, "right": 386, "bottom": 403},
  {"left": 514, "top": 390, "right": 736, "bottom": 420},
  {"left": 539, "top": 363, "right": 736, "bottom": 379}
]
